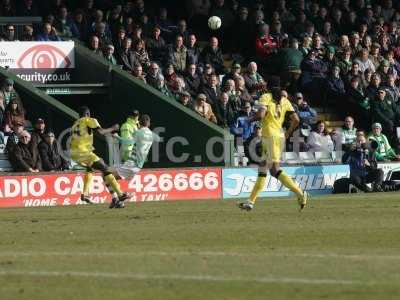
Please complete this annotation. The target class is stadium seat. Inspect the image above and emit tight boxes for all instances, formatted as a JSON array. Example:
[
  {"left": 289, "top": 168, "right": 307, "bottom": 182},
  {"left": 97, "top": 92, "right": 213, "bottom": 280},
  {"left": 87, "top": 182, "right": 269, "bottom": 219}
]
[
  {"left": 282, "top": 152, "right": 299, "bottom": 164},
  {"left": 315, "top": 151, "right": 333, "bottom": 163},
  {"left": 0, "top": 153, "right": 12, "bottom": 172},
  {"left": 299, "top": 152, "right": 316, "bottom": 163}
]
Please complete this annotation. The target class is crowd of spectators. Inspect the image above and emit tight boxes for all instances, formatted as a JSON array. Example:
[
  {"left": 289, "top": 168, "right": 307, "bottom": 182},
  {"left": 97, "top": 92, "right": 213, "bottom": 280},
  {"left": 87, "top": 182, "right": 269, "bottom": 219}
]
[{"left": 1, "top": 0, "right": 400, "bottom": 166}]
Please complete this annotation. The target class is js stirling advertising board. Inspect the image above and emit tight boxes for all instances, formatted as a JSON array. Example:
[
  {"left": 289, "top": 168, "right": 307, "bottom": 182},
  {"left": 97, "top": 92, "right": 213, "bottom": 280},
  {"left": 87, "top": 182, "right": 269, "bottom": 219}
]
[
  {"left": 223, "top": 165, "right": 350, "bottom": 199},
  {"left": 0, "top": 42, "right": 74, "bottom": 83},
  {"left": 0, "top": 168, "right": 222, "bottom": 208}
]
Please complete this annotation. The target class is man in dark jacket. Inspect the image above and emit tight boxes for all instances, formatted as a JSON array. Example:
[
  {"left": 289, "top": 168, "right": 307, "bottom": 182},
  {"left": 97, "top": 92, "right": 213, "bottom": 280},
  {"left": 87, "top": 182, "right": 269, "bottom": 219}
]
[
  {"left": 38, "top": 131, "right": 68, "bottom": 171},
  {"left": 342, "top": 135, "right": 384, "bottom": 192},
  {"left": 30, "top": 118, "right": 46, "bottom": 148},
  {"left": 117, "top": 38, "right": 138, "bottom": 72},
  {"left": 200, "top": 37, "right": 226, "bottom": 75},
  {"left": 213, "top": 92, "right": 237, "bottom": 128},
  {"left": 10, "top": 131, "right": 41, "bottom": 172}
]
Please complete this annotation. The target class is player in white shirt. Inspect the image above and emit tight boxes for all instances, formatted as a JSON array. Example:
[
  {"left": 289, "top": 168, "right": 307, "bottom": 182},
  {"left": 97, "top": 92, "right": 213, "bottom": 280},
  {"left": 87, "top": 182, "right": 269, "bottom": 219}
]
[{"left": 110, "top": 114, "right": 160, "bottom": 208}]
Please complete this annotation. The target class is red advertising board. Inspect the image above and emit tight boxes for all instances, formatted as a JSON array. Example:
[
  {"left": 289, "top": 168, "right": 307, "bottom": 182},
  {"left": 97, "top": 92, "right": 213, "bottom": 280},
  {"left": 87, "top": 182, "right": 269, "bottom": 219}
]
[{"left": 0, "top": 168, "right": 222, "bottom": 208}]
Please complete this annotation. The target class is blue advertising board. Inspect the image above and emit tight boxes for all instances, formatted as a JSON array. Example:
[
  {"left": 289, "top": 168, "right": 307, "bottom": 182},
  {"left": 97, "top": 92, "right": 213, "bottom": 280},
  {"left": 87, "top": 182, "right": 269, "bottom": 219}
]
[{"left": 222, "top": 165, "right": 350, "bottom": 199}]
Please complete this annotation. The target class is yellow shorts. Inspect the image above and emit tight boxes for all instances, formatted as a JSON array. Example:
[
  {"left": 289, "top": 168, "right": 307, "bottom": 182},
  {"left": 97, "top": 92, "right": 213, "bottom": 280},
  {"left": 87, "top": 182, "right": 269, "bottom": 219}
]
[
  {"left": 71, "top": 151, "right": 100, "bottom": 167},
  {"left": 261, "top": 136, "right": 284, "bottom": 164}
]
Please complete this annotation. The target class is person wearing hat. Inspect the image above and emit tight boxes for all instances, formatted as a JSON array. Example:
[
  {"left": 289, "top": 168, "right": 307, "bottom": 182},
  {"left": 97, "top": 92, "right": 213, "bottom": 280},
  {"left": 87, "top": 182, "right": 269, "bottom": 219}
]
[
  {"left": 146, "top": 26, "right": 166, "bottom": 66},
  {"left": 370, "top": 86, "right": 400, "bottom": 141},
  {"left": 30, "top": 118, "right": 46, "bottom": 148},
  {"left": 102, "top": 44, "right": 117, "bottom": 65},
  {"left": 0, "top": 78, "right": 22, "bottom": 121},
  {"left": 38, "top": 130, "right": 69, "bottom": 171},
  {"left": 323, "top": 45, "right": 337, "bottom": 70},
  {"left": 193, "top": 93, "right": 217, "bottom": 124},
  {"left": 120, "top": 110, "right": 140, "bottom": 162},
  {"left": 178, "top": 91, "right": 193, "bottom": 109},
  {"left": 368, "top": 122, "right": 400, "bottom": 161},
  {"left": 221, "top": 63, "right": 241, "bottom": 87}
]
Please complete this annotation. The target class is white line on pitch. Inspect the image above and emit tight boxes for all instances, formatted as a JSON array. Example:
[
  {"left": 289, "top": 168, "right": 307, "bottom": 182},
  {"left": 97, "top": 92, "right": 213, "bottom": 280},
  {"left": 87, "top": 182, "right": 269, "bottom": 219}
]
[
  {"left": 0, "top": 251, "right": 399, "bottom": 260},
  {"left": 0, "top": 270, "right": 381, "bottom": 286}
]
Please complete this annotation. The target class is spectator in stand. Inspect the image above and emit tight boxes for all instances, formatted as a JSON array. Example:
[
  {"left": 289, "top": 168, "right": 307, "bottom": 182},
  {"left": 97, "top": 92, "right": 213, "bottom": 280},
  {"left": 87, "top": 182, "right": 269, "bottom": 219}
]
[
  {"left": 377, "top": 59, "right": 396, "bottom": 84},
  {"left": 385, "top": 74, "right": 400, "bottom": 103},
  {"left": 213, "top": 92, "right": 236, "bottom": 128},
  {"left": 299, "top": 34, "right": 312, "bottom": 56},
  {"left": 365, "top": 73, "right": 382, "bottom": 102},
  {"left": 370, "top": 87, "right": 400, "bottom": 140},
  {"left": 183, "top": 63, "right": 201, "bottom": 98},
  {"left": 175, "top": 19, "right": 190, "bottom": 45},
  {"left": 132, "top": 39, "right": 150, "bottom": 70},
  {"left": 337, "top": 47, "right": 353, "bottom": 76},
  {"left": 300, "top": 50, "right": 328, "bottom": 103},
  {"left": 113, "top": 27, "right": 126, "bottom": 53},
  {"left": 3, "top": 24, "right": 17, "bottom": 41},
  {"left": 72, "top": 9, "right": 89, "bottom": 42},
  {"left": 294, "top": 92, "right": 317, "bottom": 130},
  {"left": 369, "top": 43, "right": 383, "bottom": 70},
  {"left": 231, "top": 6, "right": 252, "bottom": 59},
  {"left": 342, "top": 135, "right": 384, "bottom": 192},
  {"left": 368, "top": 122, "right": 400, "bottom": 161},
  {"left": 30, "top": 118, "right": 46, "bottom": 148},
  {"left": 10, "top": 131, "right": 41, "bottom": 172},
  {"left": 345, "top": 76, "right": 370, "bottom": 129},
  {"left": 38, "top": 131, "right": 68, "bottom": 171},
  {"left": 164, "top": 64, "right": 179, "bottom": 92},
  {"left": 222, "top": 63, "right": 241, "bottom": 87},
  {"left": 167, "top": 35, "right": 187, "bottom": 74},
  {"left": 186, "top": 34, "right": 202, "bottom": 67},
  {"left": 16, "top": 0, "right": 39, "bottom": 17},
  {"left": 193, "top": 93, "right": 217, "bottom": 123},
  {"left": 177, "top": 91, "right": 193, "bottom": 109},
  {"left": 92, "top": 21, "right": 112, "bottom": 47},
  {"left": 146, "top": 26, "right": 166, "bottom": 66},
  {"left": 234, "top": 75, "right": 253, "bottom": 105},
  {"left": 5, "top": 122, "right": 23, "bottom": 164},
  {"left": 103, "top": 44, "right": 117, "bottom": 65},
  {"left": 201, "top": 73, "right": 220, "bottom": 106},
  {"left": 54, "top": 6, "right": 79, "bottom": 39},
  {"left": 36, "top": 22, "right": 61, "bottom": 41},
  {"left": 117, "top": 38, "right": 138, "bottom": 72},
  {"left": 87, "top": 35, "right": 102, "bottom": 56},
  {"left": 132, "top": 64, "right": 146, "bottom": 83},
  {"left": 325, "top": 65, "right": 346, "bottom": 106},
  {"left": 21, "top": 25, "right": 35, "bottom": 41},
  {"left": 307, "top": 120, "right": 334, "bottom": 152},
  {"left": 354, "top": 48, "right": 375, "bottom": 73},
  {"left": 0, "top": 0, "right": 16, "bottom": 16},
  {"left": 155, "top": 75, "right": 173, "bottom": 98},
  {"left": 255, "top": 23, "right": 278, "bottom": 61},
  {"left": 200, "top": 37, "right": 226, "bottom": 75},
  {"left": 230, "top": 102, "right": 256, "bottom": 151},
  {"left": 243, "top": 62, "right": 266, "bottom": 99},
  {"left": 277, "top": 38, "right": 303, "bottom": 93},
  {"left": 146, "top": 62, "right": 161, "bottom": 88},
  {"left": 340, "top": 116, "right": 358, "bottom": 152},
  {"left": 0, "top": 79, "right": 22, "bottom": 125},
  {"left": 3, "top": 99, "right": 25, "bottom": 133},
  {"left": 345, "top": 61, "right": 364, "bottom": 87},
  {"left": 222, "top": 79, "right": 241, "bottom": 112}
]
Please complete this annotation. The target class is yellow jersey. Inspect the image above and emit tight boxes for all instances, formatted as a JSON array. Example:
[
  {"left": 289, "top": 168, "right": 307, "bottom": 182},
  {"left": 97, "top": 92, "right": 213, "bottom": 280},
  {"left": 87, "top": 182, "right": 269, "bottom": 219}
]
[
  {"left": 258, "top": 93, "right": 295, "bottom": 137},
  {"left": 70, "top": 117, "right": 101, "bottom": 153}
]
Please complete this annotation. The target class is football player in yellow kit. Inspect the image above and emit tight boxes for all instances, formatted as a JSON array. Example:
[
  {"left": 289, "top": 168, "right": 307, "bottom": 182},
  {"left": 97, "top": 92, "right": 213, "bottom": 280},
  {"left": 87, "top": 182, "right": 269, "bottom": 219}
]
[
  {"left": 239, "top": 84, "right": 308, "bottom": 211},
  {"left": 70, "top": 106, "right": 129, "bottom": 206}
]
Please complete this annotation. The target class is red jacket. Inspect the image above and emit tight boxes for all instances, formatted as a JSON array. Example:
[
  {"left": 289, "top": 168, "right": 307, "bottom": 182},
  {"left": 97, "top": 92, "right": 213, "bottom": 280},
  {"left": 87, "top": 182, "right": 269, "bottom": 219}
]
[{"left": 255, "top": 35, "right": 277, "bottom": 59}]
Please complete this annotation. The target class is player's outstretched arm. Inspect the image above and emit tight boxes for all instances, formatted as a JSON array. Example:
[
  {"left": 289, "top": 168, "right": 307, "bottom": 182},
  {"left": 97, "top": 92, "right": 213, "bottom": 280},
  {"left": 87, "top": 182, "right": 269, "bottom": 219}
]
[
  {"left": 285, "top": 112, "right": 300, "bottom": 139},
  {"left": 96, "top": 124, "right": 120, "bottom": 136}
]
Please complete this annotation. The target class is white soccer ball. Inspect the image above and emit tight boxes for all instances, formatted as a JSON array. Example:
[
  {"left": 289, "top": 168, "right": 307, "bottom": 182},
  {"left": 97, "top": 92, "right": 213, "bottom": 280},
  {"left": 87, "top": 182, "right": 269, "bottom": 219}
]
[{"left": 208, "top": 16, "right": 222, "bottom": 30}]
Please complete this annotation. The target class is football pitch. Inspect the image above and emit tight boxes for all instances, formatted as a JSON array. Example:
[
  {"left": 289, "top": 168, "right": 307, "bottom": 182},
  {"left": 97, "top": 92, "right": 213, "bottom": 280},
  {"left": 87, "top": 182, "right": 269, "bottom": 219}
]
[{"left": 1, "top": 193, "right": 400, "bottom": 300}]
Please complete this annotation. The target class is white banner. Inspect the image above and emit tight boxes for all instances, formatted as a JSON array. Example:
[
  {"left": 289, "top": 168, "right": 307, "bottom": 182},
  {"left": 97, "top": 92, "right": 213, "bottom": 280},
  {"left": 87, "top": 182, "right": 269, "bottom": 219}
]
[{"left": 0, "top": 41, "right": 75, "bottom": 69}]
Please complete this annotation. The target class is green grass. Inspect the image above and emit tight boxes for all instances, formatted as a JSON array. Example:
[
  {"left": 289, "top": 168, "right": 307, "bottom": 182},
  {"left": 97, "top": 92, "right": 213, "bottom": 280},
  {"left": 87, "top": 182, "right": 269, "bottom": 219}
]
[{"left": 1, "top": 193, "right": 400, "bottom": 300}]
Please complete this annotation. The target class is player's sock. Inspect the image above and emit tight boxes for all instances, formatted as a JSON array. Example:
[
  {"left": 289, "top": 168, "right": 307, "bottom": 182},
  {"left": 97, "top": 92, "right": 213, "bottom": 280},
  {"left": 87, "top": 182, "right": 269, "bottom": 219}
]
[
  {"left": 104, "top": 174, "right": 123, "bottom": 197},
  {"left": 83, "top": 172, "right": 93, "bottom": 196},
  {"left": 105, "top": 183, "right": 118, "bottom": 199},
  {"left": 249, "top": 173, "right": 267, "bottom": 204},
  {"left": 278, "top": 171, "right": 303, "bottom": 197}
]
